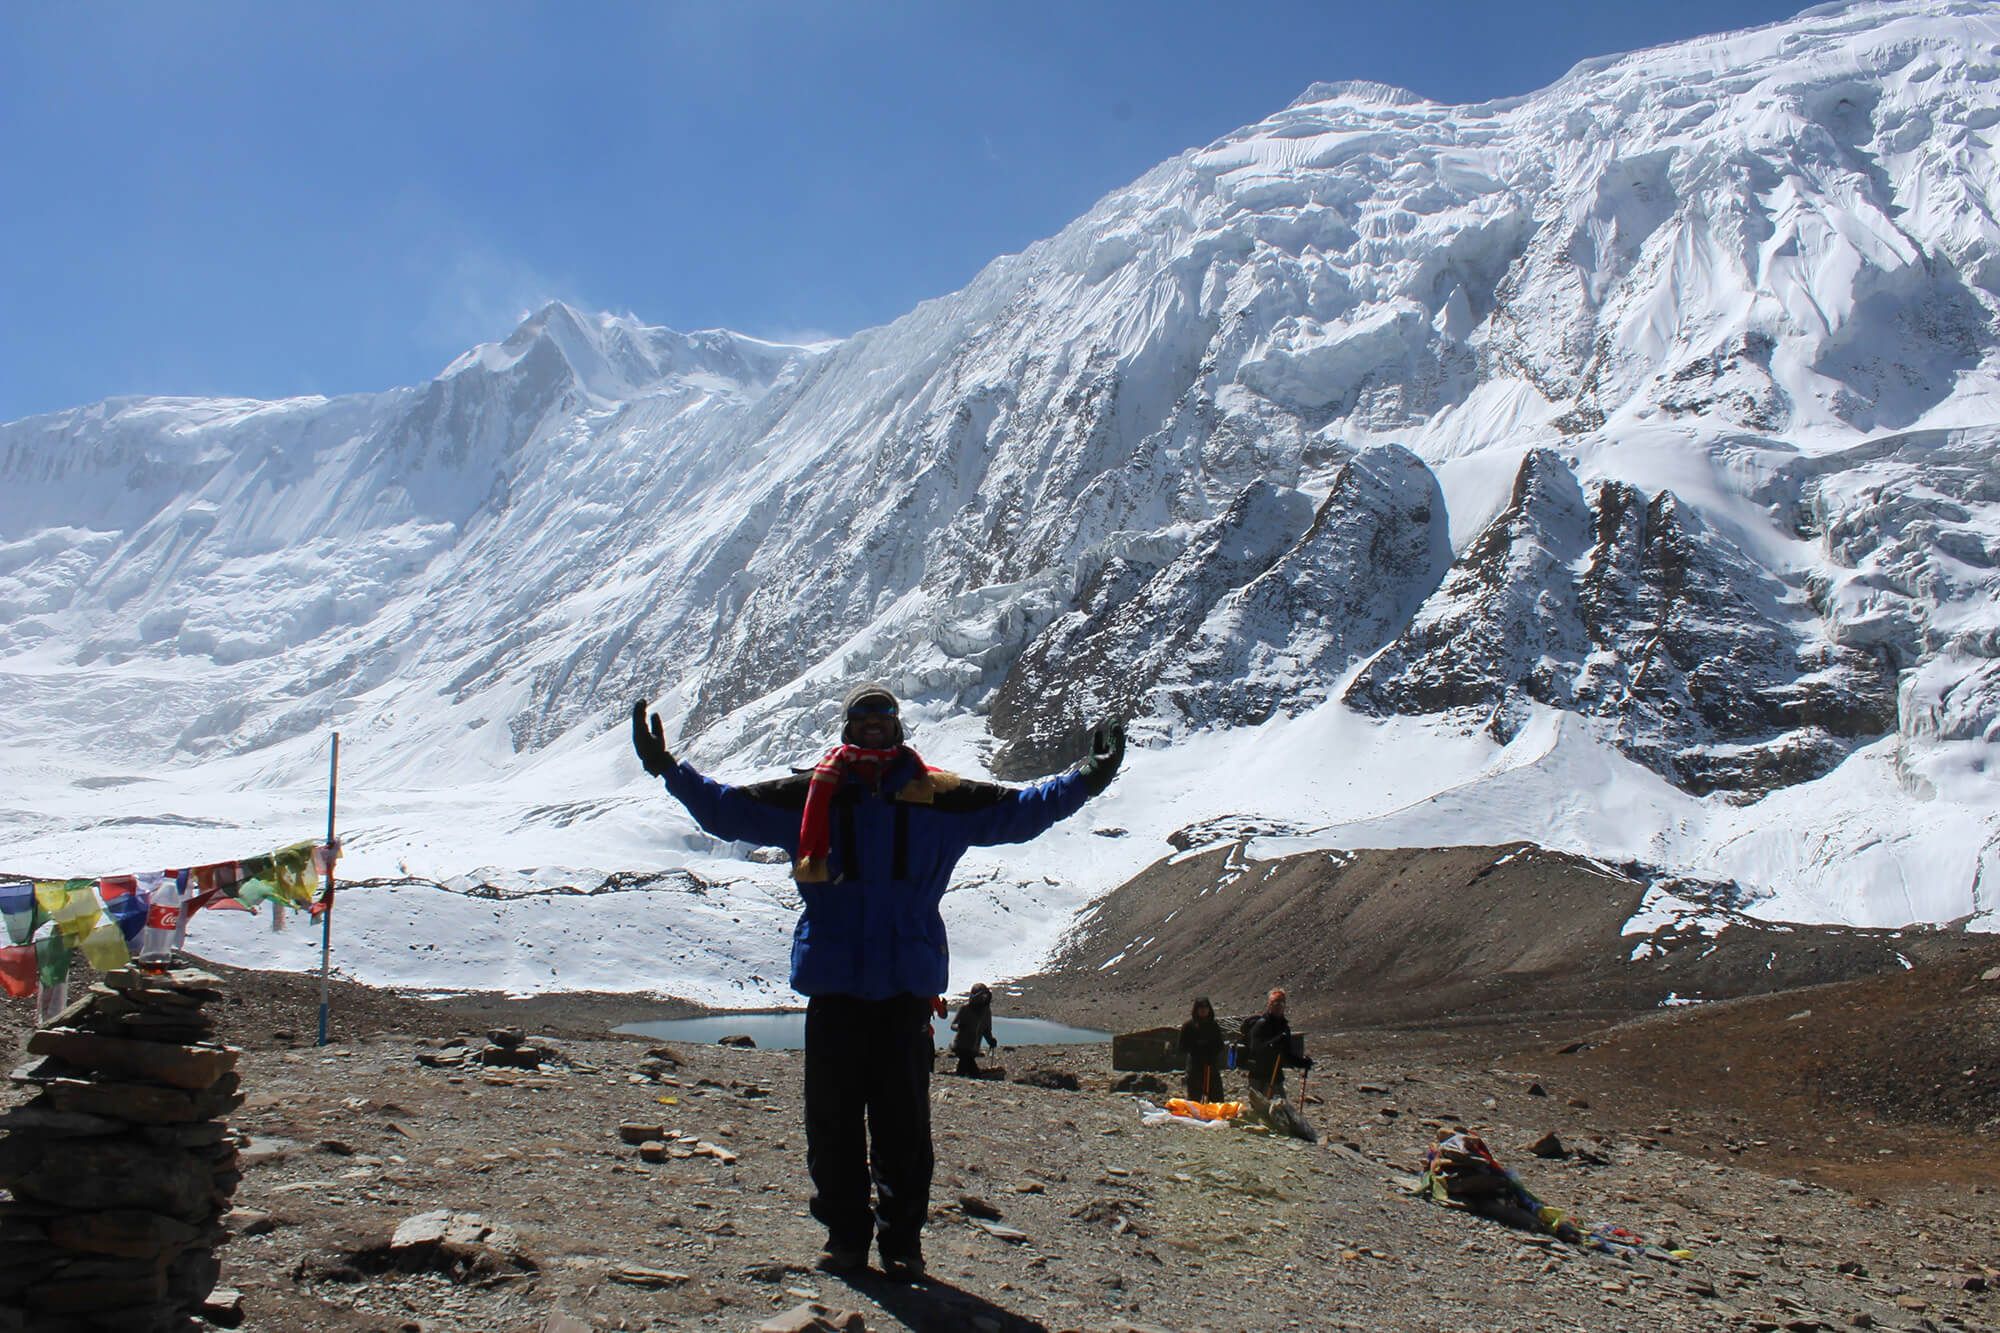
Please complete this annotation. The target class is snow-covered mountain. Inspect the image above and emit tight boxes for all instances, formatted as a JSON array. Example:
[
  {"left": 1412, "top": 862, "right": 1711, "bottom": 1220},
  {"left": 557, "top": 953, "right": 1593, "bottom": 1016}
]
[{"left": 4, "top": 0, "right": 1999, "bottom": 1000}]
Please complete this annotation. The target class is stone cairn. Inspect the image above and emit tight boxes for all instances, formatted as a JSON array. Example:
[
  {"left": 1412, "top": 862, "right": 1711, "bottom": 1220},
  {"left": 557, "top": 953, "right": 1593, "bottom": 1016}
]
[{"left": 0, "top": 966, "right": 244, "bottom": 1332}]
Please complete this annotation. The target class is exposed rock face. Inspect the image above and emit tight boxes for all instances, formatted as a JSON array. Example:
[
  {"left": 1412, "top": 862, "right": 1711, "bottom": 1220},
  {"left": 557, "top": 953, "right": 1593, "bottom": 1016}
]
[
  {"left": 989, "top": 445, "right": 1452, "bottom": 777},
  {"left": 1349, "top": 449, "right": 1595, "bottom": 722},
  {"left": 1348, "top": 451, "right": 1899, "bottom": 796},
  {"left": 988, "top": 478, "right": 1317, "bottom": 776},
  {"left": 1754, "top": 428, "right": 2000, "bottom": 769},
  {"left": 1167, "top": 443, "right": 1453, "bottom": 726}
]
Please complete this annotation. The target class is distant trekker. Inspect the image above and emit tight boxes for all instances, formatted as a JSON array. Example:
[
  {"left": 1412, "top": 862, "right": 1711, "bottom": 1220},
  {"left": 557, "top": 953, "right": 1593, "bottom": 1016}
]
[
  {"left": 950, "top": 982, "right": 998, "bottom": 1076},
  {"left": 1180, "top": 995, "right": 1224, "bottom": 1101},
  {"left": 1243, "top": 986, "right": 1312, "bottom": 1098},
  {"left": 632, "top": 685, "right": 1123, "bottom": 1281}
]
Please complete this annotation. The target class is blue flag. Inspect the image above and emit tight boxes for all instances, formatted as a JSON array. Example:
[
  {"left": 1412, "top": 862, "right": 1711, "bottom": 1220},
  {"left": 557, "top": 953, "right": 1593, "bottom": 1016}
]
[{"left": 0, "top": 882, "right": 39, "bottom": 947}]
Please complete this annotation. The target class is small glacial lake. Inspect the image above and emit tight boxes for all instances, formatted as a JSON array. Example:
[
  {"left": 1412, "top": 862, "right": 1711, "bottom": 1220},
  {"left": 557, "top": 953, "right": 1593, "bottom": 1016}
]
[{"left": 613, "top": 1010, "right": 1109, "bottom": 1051}]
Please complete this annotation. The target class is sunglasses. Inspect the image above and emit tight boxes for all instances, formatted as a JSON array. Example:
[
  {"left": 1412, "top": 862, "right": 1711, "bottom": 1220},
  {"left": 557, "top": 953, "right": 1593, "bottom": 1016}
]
[{"left": 848, "top": 698, "right": 899, "bottom": 718}]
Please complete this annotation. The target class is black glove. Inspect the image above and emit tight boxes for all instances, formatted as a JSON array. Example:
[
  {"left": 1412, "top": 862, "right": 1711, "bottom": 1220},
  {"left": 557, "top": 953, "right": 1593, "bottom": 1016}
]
[
  {"left": 1078, "top": 719, "right": 1125, "bottom": 796},
  {"left": 631, "top": 699, "right": 676, "bottom": 777}
]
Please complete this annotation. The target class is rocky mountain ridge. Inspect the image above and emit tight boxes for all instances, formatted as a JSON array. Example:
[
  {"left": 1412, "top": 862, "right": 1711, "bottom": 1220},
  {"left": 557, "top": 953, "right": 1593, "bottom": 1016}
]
[{"left": 2, "top": 1, "right": 1998, "bottom": 934}]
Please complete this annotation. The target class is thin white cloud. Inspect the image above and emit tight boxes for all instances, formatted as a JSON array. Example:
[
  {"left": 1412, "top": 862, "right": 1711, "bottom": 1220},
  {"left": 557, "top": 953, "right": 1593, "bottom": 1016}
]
[{"left": 419, "top": 244, "right": 581, "bottom": 364}]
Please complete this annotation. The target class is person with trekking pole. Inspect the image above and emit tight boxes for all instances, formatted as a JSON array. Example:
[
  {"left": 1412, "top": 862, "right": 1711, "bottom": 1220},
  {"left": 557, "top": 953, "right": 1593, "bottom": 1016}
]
[
  {"left": 1180, "top": 995, "right": 1225, "bottom": 1102},
  {"left": 632, "top": 685, "right": 1123, "bottom": 1281},
  {"left": 1244, "top": 986, "right": 1312, "bottom": 1099}
]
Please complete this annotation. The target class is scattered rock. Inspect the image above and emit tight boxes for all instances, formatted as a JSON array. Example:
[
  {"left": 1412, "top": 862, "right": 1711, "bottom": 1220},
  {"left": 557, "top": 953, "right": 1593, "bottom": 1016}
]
[
  {"left": 1013, "top": 1069, "right": 1081, "bottom": 1092},
  {"left": 609, "top": 1265, "right": 691, "bottom": 1289},
  {"left": 224, "top": 1207, "right": 277, "bottom": 1236},
  {"left": 958, "top": 1195, "right": 1003, "bottom": 1220},
  {"left": 1112, "top": 1072, "right": 1168, "bottom": 1096},
  {"left": 618, "top": 1122, "right": 665, "bottom": 1144},
  {"left": 1526, "top": 1132, "right": 1568, "bottom": 1159},
  {"left": 757, "top": 1302, "right": 866, "bottom": 1333},
  {"left": 368, "top": 1209, "right": 536, "bottom": 1283},
  {"left": 970, "top": 1218, "right": 1029, "bottom": 1244},
  {"left": 742, "top": 1260, "right": 805, "bottom": 1283},
  {"left": 478, "top": 1042, "right": 546, "bottom": 1070},
  {"left": 200, "top": 1286, "right": 245, "bottom": 1328},
  {"left": 718, "top": 1035, "right": 757, "bottom": 1049}
]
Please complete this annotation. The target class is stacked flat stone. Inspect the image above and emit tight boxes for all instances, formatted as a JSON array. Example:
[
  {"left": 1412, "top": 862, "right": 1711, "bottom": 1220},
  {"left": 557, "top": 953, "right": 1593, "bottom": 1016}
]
[{"left": 0, "top": 967, "right": 243, "bottom": 1333}]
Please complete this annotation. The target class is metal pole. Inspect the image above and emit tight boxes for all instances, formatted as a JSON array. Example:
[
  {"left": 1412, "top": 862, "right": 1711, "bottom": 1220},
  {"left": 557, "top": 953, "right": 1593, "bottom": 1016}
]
[{"left": 317, "top": 733, "right": 340, "bottom": 1047}]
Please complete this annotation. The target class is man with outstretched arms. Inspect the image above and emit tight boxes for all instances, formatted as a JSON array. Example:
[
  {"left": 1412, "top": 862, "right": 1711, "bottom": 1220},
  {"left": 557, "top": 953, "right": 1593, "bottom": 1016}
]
[{"left": 631, "top": 683, "right": 1123, "bottom": 1281}]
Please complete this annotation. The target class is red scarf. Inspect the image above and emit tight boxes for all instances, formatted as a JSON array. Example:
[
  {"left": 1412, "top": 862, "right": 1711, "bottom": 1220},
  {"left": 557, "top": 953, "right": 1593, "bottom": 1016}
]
[{"left": 794, "top": 743, "right": 928, "bottom": 883}]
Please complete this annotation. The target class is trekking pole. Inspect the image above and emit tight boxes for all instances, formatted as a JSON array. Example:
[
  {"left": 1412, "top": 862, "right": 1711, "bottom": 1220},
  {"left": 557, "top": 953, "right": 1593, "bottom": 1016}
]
[{"left": 316, "top": 732, "right": 339, "bottom": 1047}]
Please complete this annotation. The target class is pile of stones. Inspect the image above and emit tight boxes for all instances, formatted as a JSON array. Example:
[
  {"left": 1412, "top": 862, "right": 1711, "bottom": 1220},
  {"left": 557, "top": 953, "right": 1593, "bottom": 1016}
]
[
  {"left": 0, "top": 966, "right": 244, "bottom": 1331},
  {"left": 414, "top": 1027, "right": 561, "bottom": 1072},
  {"left": 477, "top": 1026, "right": 558, "bottom": 1069}
]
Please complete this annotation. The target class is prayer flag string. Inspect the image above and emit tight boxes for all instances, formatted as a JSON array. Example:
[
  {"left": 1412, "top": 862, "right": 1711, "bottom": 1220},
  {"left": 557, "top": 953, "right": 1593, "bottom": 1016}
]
[{"left": 0, "top": 838, "right": 338, "bottom": 1017}]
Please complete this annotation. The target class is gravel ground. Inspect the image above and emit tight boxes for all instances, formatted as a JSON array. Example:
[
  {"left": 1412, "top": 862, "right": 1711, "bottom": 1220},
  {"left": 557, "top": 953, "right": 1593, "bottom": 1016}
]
[{"left": 5, "top": 952, "right": 1998, "bottom": 1331}]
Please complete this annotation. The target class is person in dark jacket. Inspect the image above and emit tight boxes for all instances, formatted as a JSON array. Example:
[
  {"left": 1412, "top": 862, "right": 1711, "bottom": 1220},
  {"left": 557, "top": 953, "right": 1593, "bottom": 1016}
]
[
  {"left": 1243, "top": 986, "right": 1312, "bottom": 1098},
  {"left": 632, "top": 684, "right": 1122, "bottom": 1281},
  {"left": 1179, "top": 995, "right": 1225, "bottom": 1101},
  {"left": 950, "top": 982, "right": 997, "bottom": 1076}
]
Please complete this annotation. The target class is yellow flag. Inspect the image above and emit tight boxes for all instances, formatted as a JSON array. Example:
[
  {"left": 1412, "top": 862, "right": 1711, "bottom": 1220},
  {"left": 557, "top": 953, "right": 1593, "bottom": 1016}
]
[{"left": 80, "top": 921, "right": 130, "bottom": 971}]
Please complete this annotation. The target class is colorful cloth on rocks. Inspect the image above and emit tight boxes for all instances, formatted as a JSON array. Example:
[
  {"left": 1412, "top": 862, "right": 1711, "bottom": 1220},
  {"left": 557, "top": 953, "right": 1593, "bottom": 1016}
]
[
  {"left": 1413, "top": 1131, "right": 1690, "bottom": 1260},
  {"left": 794, "top": 744, "right": 936, "bottom": 882}
]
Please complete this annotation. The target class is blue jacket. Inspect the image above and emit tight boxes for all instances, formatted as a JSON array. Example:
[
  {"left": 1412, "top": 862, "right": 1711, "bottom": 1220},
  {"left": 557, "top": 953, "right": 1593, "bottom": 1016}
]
[{"left": 660, "top": 752, "right": 1093, "bottom": 1000}]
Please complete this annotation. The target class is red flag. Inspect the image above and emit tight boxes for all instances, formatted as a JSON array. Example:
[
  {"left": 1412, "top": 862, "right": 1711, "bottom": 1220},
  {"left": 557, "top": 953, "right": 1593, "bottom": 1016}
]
[
  {"left": 0, "top": 944, "right": 35, "bottom": 998},
  {"left": 192, "top": 862, "right": 243, "bottom": 895}
]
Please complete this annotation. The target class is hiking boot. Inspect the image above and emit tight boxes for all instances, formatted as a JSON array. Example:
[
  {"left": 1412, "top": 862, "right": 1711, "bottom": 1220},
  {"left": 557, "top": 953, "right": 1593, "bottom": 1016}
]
[
  {"left": 814, "top": 1240, "right": 868, "bottom": 1275},
  {"left": 878, "top": 1243, "right": 926, "bottom": 1282}
]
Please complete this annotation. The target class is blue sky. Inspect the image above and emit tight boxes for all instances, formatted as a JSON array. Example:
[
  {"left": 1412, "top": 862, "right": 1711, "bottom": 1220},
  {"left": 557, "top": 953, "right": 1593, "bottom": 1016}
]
[{"left": 0, "top": 1, "right": 1813, "bottom": 421}]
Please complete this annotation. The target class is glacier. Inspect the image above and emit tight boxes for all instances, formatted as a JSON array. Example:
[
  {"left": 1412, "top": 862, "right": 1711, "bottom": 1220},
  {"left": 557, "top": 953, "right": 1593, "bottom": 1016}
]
[{"left": 2, "top": 0, "right": 1998, "bottom": 1002}]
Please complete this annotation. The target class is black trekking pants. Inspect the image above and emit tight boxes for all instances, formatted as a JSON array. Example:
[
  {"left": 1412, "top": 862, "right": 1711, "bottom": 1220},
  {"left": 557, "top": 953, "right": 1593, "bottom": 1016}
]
[
  {"left": 803, "top": 992, "right": 934, "bottom": 1254},
  {"left": 1185, "top": 1059, "right": 1223, "bottom": 1102}
]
